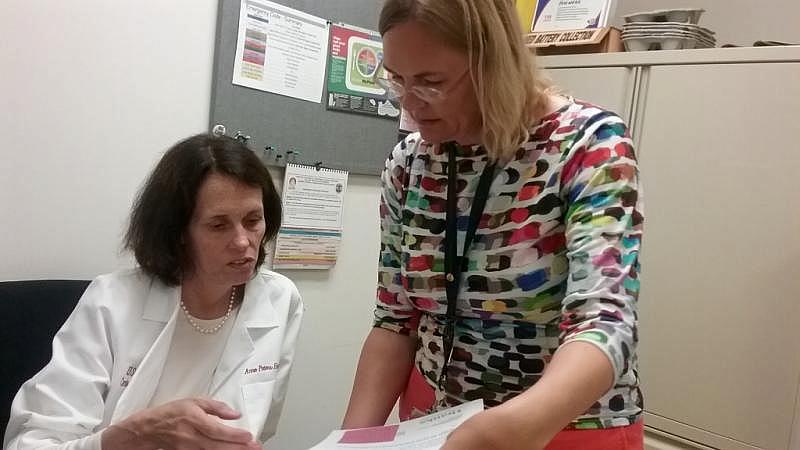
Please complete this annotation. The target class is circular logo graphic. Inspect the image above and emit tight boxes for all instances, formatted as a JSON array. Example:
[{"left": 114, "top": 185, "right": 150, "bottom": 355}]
[{"left": 355, "top": 46, "right": 379, "bottom": 78}]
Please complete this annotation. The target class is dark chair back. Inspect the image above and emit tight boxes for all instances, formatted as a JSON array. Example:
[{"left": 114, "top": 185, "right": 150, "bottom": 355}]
[{"left": 0, "top": 279, "right": 89, "bottom": 438}]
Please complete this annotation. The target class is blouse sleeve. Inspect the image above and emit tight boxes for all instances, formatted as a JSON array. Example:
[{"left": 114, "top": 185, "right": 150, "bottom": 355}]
[
  {"left": 559, "top": 112, "right": 644, "bottom": 382},
  {"left": 373, "top": 135, "right": 422, "bottom": 335}
]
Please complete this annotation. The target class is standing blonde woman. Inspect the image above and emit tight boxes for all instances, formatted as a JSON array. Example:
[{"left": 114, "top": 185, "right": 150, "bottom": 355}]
[{"left": 342, "top": 1, "right": 644, "bottom": 449}]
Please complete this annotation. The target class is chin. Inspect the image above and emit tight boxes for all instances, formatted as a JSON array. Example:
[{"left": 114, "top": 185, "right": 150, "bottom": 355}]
[
  {"left": 233, "top": 273, "right": 253, "bottom": 285},
  {"left": 228, "top": 266, "right": 257, "bottom": 285},
  {"left": 418, "top": 127, "right": 448, "bottom": 145}
]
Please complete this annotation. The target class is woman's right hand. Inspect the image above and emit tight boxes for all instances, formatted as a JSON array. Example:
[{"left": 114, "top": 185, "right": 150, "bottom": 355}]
[{"left": 101, "top": 398, "right": 261, "bottom": 450}]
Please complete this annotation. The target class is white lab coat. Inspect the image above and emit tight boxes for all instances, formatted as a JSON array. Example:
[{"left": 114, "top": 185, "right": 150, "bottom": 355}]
[{"left": 4, "top": 267, "right": 303, "bottom": 450}]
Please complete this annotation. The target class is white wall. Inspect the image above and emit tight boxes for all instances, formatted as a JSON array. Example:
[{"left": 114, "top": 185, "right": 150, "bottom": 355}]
[
  {"left": 269, "top": 174, "right": 380, "bottom": 449},
  {"left": 614, "top": 0, "right": 800, "bottom": 46},
  {"left": 1, "top": 1, "right": 381, "bottom": 449},
  {"left": 0, "top": 0, "right": 219, "bottom": 278}
]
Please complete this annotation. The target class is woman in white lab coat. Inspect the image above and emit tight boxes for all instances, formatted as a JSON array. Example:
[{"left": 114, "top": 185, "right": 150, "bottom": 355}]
[{"left": 4, "top": 134, "right": 303, "bottom": 450}]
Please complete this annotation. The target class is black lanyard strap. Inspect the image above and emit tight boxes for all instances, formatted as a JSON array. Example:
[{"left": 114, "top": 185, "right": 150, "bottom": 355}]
[{"left": 439, "top": 141, "right": 496, "bottom": 389}]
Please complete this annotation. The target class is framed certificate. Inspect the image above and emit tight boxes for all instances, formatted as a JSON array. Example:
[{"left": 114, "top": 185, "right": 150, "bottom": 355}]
[{"left": 531, "top": 0, "right": 615, "bottom": 32}]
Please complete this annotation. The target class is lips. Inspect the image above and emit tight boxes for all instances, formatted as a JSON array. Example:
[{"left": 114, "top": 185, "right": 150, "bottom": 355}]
[
  {"left": 410, "top": 111, "right": 439, "bottom": 124},
  {"left": 229, "top": 257, "right": 255, "bottom": 267}
]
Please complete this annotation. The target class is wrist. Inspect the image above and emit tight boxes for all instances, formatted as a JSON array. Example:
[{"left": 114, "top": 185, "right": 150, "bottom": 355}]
[{"left": 499, "top": 387, "right": 569, "bottom": 448}]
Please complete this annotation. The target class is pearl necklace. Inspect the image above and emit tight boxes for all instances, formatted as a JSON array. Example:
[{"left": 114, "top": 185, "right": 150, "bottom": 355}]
[{"left": 180, "top": 286, "right": 237, "bottom": 334}]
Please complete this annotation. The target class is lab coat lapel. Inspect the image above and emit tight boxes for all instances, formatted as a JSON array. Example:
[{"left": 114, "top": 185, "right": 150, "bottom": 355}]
[
  {"left": 110, "top": 283, "right": 180, "bottom": 423},
  {"left": 208, "top": 276, "right": 280, "bottom": 395}
]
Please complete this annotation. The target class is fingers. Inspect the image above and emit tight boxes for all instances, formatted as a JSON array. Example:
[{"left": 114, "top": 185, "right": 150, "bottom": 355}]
[
  {"left": 243, "top": 441, "right": 263, "bottom": 450},
  {"left": 122, "top": 398, "right": 260, "bottom": 449},
  {"left": 188, "top": 399, "right": 255, "bottom": 445},
  {"left": 195, "top": 418, "right": 256, "bottom": 446},
  {"left": 194, "top": 397, "right": 242, "bottom": 420},
  {"left": 170, "top": 430, "right": 261, "bottom": 450},
  {"left": 200, "top": 438, "right": 262, "bottom": 450}
]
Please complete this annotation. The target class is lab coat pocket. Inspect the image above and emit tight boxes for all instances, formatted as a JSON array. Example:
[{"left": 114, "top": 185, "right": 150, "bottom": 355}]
[{"left": 241, "top": 379, "right": 277, "bottom": 439}]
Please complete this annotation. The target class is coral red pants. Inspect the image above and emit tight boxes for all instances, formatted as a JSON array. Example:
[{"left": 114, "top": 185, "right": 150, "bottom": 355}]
[
  {"left": 400, "top": 368, "right": 644, "bottom": 450},
  {"left": 545, "top": 421, "right": 644, "bottom": 450}
]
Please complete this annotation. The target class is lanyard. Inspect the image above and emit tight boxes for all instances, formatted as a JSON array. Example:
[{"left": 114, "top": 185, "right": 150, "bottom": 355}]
[{"left": 439, "top": 141, "right": 496, "bottom": 389}]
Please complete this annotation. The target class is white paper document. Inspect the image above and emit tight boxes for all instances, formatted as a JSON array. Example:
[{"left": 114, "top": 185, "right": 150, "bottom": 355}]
[
  {"left": 281, "top": 164, "right": 347, "bottom": 230},
  {"left": 533, "top": 0, "right": 613, "bottom": 32},
  {"left": 273, "top": 164, "right": 348, "bottom": 269},
  {"left": 232, "top": 0, "right": 329, "bottom": 103},
  {"left": 309, "top": 400, "right": 484, "bottom": 450}
]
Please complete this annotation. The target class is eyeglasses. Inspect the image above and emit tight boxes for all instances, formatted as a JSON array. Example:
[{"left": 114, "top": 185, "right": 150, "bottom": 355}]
[{"left": 375, "top": 63, "right": 469, "bottom": 104}]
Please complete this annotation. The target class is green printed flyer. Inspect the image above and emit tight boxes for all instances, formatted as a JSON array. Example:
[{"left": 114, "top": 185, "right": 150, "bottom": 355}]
[{"left": 326, "top": 23, "right": 399, "bottom": 119}]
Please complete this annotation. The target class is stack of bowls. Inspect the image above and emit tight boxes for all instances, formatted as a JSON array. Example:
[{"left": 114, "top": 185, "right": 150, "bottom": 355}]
[{"left": 622, "top": 8, "right": 716, "bottom": 51}]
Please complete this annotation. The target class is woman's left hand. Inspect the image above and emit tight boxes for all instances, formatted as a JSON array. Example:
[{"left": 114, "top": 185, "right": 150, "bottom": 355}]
[{"left": 441, "top": 406, "right": 544, "bottom": 450}]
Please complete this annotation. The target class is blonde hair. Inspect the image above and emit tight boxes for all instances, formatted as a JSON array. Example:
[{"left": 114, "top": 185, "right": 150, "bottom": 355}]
[{"left": 379, "top": 0, "right": 552, "bottom": 161}]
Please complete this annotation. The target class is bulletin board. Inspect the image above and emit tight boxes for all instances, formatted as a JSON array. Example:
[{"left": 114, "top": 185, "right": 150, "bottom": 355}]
[{"left": 210, "top": 0, "right": 399, "bottom": 175}]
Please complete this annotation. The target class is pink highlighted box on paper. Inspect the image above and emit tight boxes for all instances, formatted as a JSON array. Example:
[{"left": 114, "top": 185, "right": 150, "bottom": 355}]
[{"left": 338, "top": 425, "right": 399, "bottom": 444}]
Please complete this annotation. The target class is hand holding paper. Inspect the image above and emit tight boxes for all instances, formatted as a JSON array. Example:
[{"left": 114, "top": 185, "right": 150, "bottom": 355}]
[{"left": 309, "top": 400, "right": 484, "bottom": 450}]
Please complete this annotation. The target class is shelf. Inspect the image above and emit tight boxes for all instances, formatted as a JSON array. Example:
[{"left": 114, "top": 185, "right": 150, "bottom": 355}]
[{"left": 537, "top": 45, "right": 800, "bottom": 68}]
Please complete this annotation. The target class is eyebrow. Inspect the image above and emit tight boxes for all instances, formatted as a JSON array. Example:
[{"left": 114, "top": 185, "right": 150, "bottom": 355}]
[
  {"left": 209, "top": 208, "right": 264, "bottom": 218},
  {"left": 382, "top": 62, "right": 442, "bottom": 79}
]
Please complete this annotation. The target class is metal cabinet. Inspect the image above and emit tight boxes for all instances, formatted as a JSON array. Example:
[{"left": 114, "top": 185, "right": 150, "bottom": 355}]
[{"left": 542, "top": 48, "right": 800, "bottom": 450}]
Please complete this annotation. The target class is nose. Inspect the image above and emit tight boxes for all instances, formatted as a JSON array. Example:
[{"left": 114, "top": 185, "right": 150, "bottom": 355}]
[
  {"left": 400, "top": 89, "right": 425, "bottom": 114},
  {"left": 231, "top": 225, "right": 250, "bottom": 249}
]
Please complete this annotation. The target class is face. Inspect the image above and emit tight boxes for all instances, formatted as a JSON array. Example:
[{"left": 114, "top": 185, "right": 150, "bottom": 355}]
[
  {"left": 185, "top": 173, "right": 265, "bottom": 288},
  {"left": 382, "top": 20, "right": 483, "bottom": 145}
]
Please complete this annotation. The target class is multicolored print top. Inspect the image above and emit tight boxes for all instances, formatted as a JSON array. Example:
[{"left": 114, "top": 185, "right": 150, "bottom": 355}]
[{"left": 374, "top": 100, "right": 644, "bottom": 429}]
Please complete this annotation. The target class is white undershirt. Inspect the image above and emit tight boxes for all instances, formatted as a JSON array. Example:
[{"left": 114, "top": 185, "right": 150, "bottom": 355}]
[{"left": 148, "top": 305, "right": 240, "bottom": 407}]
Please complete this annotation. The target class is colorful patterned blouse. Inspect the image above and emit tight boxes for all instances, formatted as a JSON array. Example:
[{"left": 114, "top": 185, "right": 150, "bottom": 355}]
[{"left": 374, "top": 100, "right": 644, "bottom": 429}]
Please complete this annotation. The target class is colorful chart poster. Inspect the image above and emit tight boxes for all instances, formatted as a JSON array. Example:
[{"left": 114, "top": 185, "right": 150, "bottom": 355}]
[
  {"left": 232, "top": 0, "right": 329, "bottom": 103},
  {"left": 326, "top": 23, "right": 400, "bottom": 120}
]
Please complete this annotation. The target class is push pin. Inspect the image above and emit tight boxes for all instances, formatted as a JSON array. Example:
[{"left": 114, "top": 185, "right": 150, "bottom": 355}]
[
  {"left": 234, "top": 131, "right": 250, "bottom": 144},
  {"left": 211, "top": 124, "right": 227, "bottom": 137}
]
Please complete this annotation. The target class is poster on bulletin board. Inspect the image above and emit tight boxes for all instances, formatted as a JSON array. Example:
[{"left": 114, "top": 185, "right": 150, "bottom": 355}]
[
  {"left": 326, "top": 23, "right": 400, "bottom": 120},
  {"left": 231, "top": 0, "right": 330, "bottom": 103},
  {"left": 273, "top": 164, "right": 349, "bottom": 270}
]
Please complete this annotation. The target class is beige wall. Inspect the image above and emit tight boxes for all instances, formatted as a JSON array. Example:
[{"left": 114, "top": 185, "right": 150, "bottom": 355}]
[{"left": 614, "top": 0, "right": 800, "bottom": 46}]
